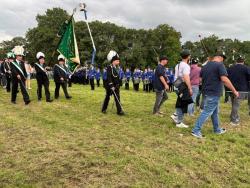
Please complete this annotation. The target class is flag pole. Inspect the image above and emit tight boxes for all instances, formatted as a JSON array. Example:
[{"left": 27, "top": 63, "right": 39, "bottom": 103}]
[{"left": 79, "top": 3, "right": 96, "bottom": 64}]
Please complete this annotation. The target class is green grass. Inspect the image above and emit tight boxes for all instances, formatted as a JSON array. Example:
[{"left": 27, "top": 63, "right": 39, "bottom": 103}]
[{"left": 0, "top": 81, "right": 249, "bottom": 187}]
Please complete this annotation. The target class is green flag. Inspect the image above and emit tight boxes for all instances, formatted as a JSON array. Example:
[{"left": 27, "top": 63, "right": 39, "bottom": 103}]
[{"left": 57, "top": 16, "right": 80, "bottom": 72}]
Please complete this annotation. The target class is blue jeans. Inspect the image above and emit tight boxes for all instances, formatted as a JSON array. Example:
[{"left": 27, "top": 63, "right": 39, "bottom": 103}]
[
  {"left": 192, "top": 95, "right": 221, "bottom": 134},
  {"left": 188, "top": 85, "right": 199, "bottom": 115},
  {"left": 176, "top": 108, "right": 184, "bottom": 123}
]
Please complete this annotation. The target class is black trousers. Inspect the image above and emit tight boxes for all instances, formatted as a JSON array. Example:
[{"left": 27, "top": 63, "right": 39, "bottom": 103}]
[
  {"left": 11, "top": 79, "right": 30, "bottom": 102},
  {"left": 102, "top": 87, "right": 122, "bottom": 113},
  {"left": 6, "top": 74, "right": 11, "bottom": 92},
  {"left": 90, "top": 78, "right": 95, "bottom": 90},
  {"left": 68, "top": 78, "right": 72, "bottom": 87},
  {"left": 134, "top": 83, "right": 139, "bottom": 91},
  {"left": 37, "top": 79, "right": 51, "bottom": 100},
  {"left": 103, "top": 79, "right": 107, "bottom": 88},
  {"left": 55, "top": 82, "right": 70, "bottom": 99},
  {"left": 97, "top": 79, "right": 100, "bottom": 87},
  {"left": 125, "top": 82, "right": 129, "bottom": 90}
]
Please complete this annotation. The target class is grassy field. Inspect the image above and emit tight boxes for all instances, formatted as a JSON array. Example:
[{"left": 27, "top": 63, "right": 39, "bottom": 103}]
[{"left": 0, "top": 81, "right": 249, "bottom": 187}]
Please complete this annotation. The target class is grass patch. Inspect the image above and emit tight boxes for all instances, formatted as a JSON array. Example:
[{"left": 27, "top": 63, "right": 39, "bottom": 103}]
[{"left": 0, "top": 81, "right": 249, "bottom": 187}]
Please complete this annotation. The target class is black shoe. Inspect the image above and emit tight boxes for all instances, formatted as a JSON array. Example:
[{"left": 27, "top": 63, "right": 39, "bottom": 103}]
[
  {"left": 55, "top": 97, "right": 59, "bottom": 99},
  {"left": 11, "top": 101, "right": 16, "bottom": 104},
  {"left": 46, "top": 99, "right": 53, "bottom": 103},
  {"left": 38, "top": 98, "right": 41, "bottom": 102},
  {"left": 25, "top": 100, "right": 31, "bottom": 105},
  {"left": 102, "top": 110, "right": 107, "bottom": 114},
  {"left": 117, "top": 111, "right": 125, "bottom": 116},
  {"left": 66, "top": 96, "right": 72, "bottom": 99}
]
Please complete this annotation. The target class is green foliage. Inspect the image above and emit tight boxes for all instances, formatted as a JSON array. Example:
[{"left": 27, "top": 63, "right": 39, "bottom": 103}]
[
  {"left": 0, "top": 8, "right": 182, "bottom": 68},
  {"left": 183, "top": 35, "right": 250, "bottom": 66},
  {"left": 0, "top": 37, "right": 27, "bottom": 59},
  {"left": 25, "top": 8, "right": 70, "bottom": 65}
]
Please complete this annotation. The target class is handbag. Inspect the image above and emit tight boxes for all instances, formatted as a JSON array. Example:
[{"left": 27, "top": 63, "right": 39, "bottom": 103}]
[{"left": 173, "top": 63, "right": 183, "bottom": 88}]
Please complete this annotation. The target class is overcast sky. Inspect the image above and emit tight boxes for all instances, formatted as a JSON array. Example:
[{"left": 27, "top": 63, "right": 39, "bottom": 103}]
[{"left": 0, "top": 0, "right": 250, "bottom": 43}]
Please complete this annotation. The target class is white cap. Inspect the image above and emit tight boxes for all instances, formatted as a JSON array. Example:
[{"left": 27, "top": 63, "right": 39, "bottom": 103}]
[
  {"left": 36, "top": 52, "right": 45, "bottom": 59},
  {"left": 12, "top": 46, "right": 25, "bottom": 56},
  {"left": 107, "top": 50, "right": 119, "bottom": 62},
  {"left": 58, "top": 54, "right": 65, "bottom": 61}
]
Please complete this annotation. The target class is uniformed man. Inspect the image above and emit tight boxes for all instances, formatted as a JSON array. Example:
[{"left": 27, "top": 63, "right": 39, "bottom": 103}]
[
  {"left": 102, "top": 50, "right": 125, "bottom": 115},
  {"left": 119, "top": 67, "right": 125, "bottom": 86},
  {"left": 102, "top": 68, "right": 107, "bottom": 88},
  {"left": 148, "top": 68, "right": 154, "bottom": 92},
  {"left": 124, "top": 68, "right": 131, "bottom": 90},
  {"left": 10, "top": 46, "right": 30, "bottom": 105},
  {"left": 88, "top": 65, "right": 96, "bottom": 90},
  {"left": 34, "top": 52, "right": 53, "bottom": 102},
  {"left": 53, "top": 55, "right": 72, "bottom": 100},
  {"left": 95, "top": 68, "right": 101, "bottom": 87},
  {"left": 133, "top": 68, "right": 141, "bottom": 91},
  {"left": 4, "top": 52, "right": 14, "bottom": 92}
]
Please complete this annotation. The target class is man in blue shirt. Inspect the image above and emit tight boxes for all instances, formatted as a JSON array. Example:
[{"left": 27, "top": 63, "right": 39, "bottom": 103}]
[
  {"left": 153, "top": 56, "right": 169, "bottom": 116},
  {"left": 95, "top": 68, "right": 101, "bottom": 87},
  {"left": 133, "top": 68, "right": 141, "bottom": 91},
  {"left": 192, "top": 52, "right": 239, "bottom": 138},
  {"left": 125, "top": 68, "right": 131, "bottom": 90},
  {"left": 88, "top": 65, "right": 96, "bottom": 90},
  {"left": 102, "top": 68, "right": 107, "bottom": 88},
  {"left": 227, "top": 55, "right": 250, "bottom": 125}
]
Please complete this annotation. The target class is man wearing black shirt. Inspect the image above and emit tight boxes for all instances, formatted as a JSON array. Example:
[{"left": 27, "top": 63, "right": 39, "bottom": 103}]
[
  {"left": 34, "top": 52, "right": 53, "bottom": 102},
  {"left": 153, "top": 56, "right": 169, "bottom": 116},
  {"left": 192, "top": 52, "right": 239, "bottom": 138},
  {"left": 227, "top": 56, "right": 250, "bottom": 125},
  {"left": 102, "top": 50, "right": 124, "bottom": 115}
]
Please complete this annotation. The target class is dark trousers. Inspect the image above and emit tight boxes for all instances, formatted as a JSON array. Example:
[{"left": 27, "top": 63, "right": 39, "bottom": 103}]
[
  {"left": 102, "top": 87, "right": 122, "bottom": 113},
  {"left": 125, "top": 82, "right": 129, "bottom": 90},
  {"left": 55, "top": 82, "right": 70, "bottom": 99},
  {"left": 6, "top": 74, "right": 11, "bottom": 92},
  {"left": 103, "top": 79, "right": 107, "bottom": 88},
  {"left": 149, "top": 83, "right": 153, "bottom": 92},
  {"left": 11, "top": 79, "right": 30, "bottom": 102},
  {"left": 169, "top": 83, "right": 174, "bottom": 92},
  {"left": 68, "top": 78, "right": 72, "bottom": 87},
  {"left": 97, "top": 79, "right": 100, "bottom": 87},
  {"left": 37, "top": 80, "right": 51, "bottom": 100},
  {"left": 153, "top": 89, "right": 168, "bottom": 114},
  {"left": 90, "top": 78, "right": 95, "bottom": 90},
  {"left": 145, "top": 84, "right": 149, "bottom": 92},
  {"left": 134, "top": 83, "right": 139, "bottom": 91}
]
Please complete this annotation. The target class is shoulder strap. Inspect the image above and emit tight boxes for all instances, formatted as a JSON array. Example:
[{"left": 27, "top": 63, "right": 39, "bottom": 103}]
[
  {"left": 35, "top": 63, "right": 46, "bottom": 72},
  {"left": 11, "top": 61, "right": 26, "bottom": 79},
  {"left": 55, "top": 64, "right": 67, "bottom": 74}
]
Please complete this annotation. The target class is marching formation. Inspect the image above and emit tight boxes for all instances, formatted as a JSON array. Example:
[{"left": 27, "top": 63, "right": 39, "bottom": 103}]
[{"left": 0, "top": 46, "right": 249, "bottom": 139}]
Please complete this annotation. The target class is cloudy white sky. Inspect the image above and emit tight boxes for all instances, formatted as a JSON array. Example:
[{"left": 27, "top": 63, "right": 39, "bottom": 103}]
[{"left": 0, "top": 0, "right": 250, "bottom": 43}]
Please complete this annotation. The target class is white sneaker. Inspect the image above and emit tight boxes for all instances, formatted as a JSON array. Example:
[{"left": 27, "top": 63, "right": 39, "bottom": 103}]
[
  {"left": 170, "top": 114, "right": 179, "bottom": 124},
  {"left": 176, "top": 122, "right": 189, "bottom": 128}
]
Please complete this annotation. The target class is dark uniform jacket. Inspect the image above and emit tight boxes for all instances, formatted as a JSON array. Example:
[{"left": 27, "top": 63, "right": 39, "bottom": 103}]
[
  {"left": 53, "top": 64, "right": 68, "bottom": 83},
  {"left": 3, "top": 61, "right": 11, "bottom": 75},
  {"left": 106, "top": 65, "right": 121, "bottom": 89},
  {"left": 34, "top": 63, "right": 48, "bottom": 82},
  {"left": 10, "top": 60, "right": 27, "bottom": 81}
]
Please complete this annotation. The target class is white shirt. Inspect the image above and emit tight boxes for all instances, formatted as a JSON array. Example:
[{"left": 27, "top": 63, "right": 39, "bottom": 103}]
[{"left": 174, "top": 61, "right": 190, "bottom": 80}]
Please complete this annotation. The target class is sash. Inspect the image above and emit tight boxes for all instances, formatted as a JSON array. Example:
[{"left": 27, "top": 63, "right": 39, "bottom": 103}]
[
  {"left": 55, "top": 64, "right": 67, "bottom": 74},
  {"left": 35, "top": 63, "right": 49, "bottom": 78},
  {"left": 11, "top": 61, "right": 26, "bottom": 79},
  {"left": 35, "top": 63, "right": 46, "bottom": 72}
]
